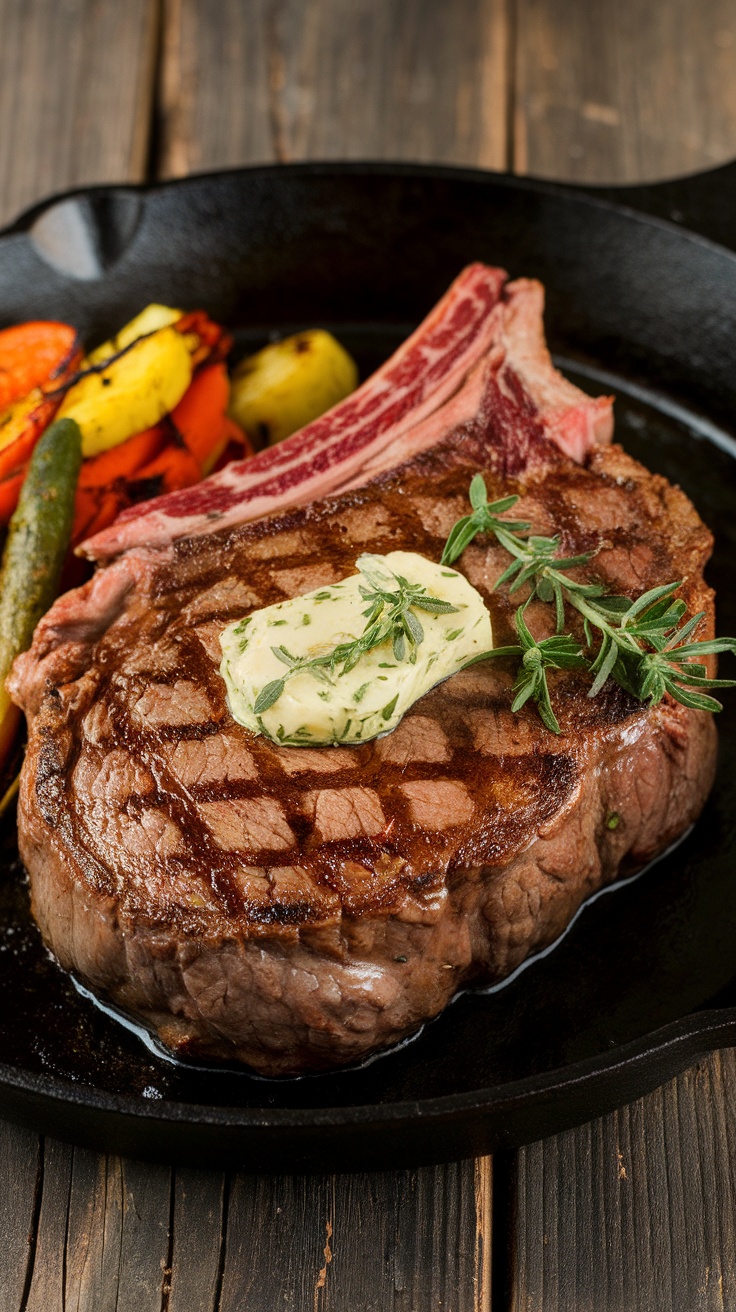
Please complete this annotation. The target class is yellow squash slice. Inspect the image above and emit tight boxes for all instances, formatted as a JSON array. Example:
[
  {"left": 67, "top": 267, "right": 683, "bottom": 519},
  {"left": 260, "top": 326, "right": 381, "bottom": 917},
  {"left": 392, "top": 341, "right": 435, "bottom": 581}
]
[{"left": 58, "top": 325, "right": 193, "bottom": 458}]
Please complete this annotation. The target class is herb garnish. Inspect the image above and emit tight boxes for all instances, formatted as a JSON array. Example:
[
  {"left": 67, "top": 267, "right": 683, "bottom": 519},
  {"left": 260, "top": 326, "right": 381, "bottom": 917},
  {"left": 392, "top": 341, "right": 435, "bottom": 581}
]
[
  {"left": 443, "top": 474, "right": 736, "bottom": 731},
  {"left": 252, "top": 556, "right": 459, "bottom": 716},
  {"left": 486, "top": 606, "right": 587, "bottom": 734}
]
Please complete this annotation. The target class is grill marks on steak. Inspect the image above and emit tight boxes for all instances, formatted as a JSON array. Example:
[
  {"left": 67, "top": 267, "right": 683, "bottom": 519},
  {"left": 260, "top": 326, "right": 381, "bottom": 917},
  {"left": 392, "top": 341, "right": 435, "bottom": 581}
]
[
  {"left": 18, "top": 429, "right": 712, "bottom": 925},
  {"left": 11, "top": 379, "right": 717, "bottom": 1072}
]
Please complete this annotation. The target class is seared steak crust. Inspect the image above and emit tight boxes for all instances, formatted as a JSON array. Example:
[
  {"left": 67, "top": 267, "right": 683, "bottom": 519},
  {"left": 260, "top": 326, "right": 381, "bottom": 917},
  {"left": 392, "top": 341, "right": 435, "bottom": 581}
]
[{"left": 13, "top": 431, "right": 716, "bottom": 1074}]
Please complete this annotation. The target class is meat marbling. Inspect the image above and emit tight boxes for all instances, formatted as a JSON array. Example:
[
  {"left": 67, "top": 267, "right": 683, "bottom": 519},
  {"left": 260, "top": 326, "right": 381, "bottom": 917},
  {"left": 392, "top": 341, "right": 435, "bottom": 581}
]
[{"left": 10, "top": 279, "right": 716, "bottom": 1076}]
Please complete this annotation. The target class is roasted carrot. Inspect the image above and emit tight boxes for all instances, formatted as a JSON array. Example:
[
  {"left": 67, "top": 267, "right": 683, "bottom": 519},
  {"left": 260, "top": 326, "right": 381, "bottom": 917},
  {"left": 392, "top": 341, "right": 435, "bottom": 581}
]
[
  {"left": 73, "top": 490, "right": 123, "bottom": 544},
  {"left": 169, "top": 363, "right": 230, "bottom": 466},
  {"left": 127, "top": 444, "right": 202, "bottom": 500},
  {"left": 204, "top": 417, "right": 252, "bottom": 475},
  {"left": 0, "top": 472, "right": 25, "bottom": 525},
  {"left": 0, "top": 321, "right": 80, "bottom": 410},
  {"left": 175, "top": 311, "right": 233, "bottom": 367},
  {"left": 72, "top": 437, "right": 196, "bottom": 545},
  {"left": 72, "top": 486, "right": 102, "bottom": 545},
  {"left": 78, "top": 423, "right": 165, "bottom": 489}
]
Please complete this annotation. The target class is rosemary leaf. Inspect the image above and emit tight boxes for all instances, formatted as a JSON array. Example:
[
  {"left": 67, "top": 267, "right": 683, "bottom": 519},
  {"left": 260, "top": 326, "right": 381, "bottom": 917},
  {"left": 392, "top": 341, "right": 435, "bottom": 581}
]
[{"left": 441, "top": 474, "right": 736, "bottom": 733}]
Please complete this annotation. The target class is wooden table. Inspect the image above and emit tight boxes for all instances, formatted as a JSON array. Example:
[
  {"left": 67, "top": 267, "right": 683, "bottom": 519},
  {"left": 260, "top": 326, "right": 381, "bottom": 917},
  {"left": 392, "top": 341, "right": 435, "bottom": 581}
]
[{"left": 2, "top": 3, "right": 736, "bottom": 1308}]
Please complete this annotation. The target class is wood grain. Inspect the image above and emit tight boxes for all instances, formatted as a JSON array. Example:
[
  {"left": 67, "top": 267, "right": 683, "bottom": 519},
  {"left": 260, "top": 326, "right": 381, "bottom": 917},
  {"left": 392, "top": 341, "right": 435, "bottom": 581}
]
[
  {"left": 157, "top": 0, "right": 510, "bottom": 177},
  {"left": 0, "top": 1121, "right": 42, "bottom": 1312},
  {"left": 19, "top": 1145, "right": 173, "bottom": 1312},
  {"left": 510, "top": 1048, "right": 736, "bottom": 1312},
  {"left": 0, "top": 1141, "right": 491, "bottom": 1312},
  {"left": 167, "top": 1169, "right": 227, "bottom": 1312},
  {"left": 24, "top": 1139, "right": 74, "bottom": 1312},
  {"left": 0, "top": 0, "right": 159, "bottom": 229},
  {"left": 218, "top": 1157, "right": 492, "bottom": 1312},
  {"left": 513, "top": 0, "right": 736, "bottom": 183}
]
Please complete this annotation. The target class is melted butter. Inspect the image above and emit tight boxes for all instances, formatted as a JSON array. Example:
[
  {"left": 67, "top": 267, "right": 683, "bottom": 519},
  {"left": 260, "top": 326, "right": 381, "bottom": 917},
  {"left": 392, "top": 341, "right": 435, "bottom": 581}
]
[{"left": 219, "top": 551, "right": 492, "bottom": 747}]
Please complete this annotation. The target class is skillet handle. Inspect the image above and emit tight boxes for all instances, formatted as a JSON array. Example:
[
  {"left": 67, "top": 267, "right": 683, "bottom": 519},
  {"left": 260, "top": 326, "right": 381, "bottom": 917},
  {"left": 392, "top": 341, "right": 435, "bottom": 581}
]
[{"left": 581, "top": 159, "right": 736, "bottom": 252}]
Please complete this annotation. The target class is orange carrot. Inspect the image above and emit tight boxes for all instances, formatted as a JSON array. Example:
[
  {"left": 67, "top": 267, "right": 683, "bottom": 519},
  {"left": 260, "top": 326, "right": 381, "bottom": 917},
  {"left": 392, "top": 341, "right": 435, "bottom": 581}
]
[
  {"left": 73, "top": 490, "right": 123, "bottom": 545},
  {"left": 0, "top": 322, "right": 80, "bottom": 410},
  {"left": 71, "top": 486, "right": 101, "bottom": 544},
  {"left": 170, "top": 363, "right": 230, "bottom": 467},
  {"left": 128, "top": 445, "right": 202, "bottom": 500},
  {"left": 78, "top": 423, "right": 166, "bottom": 489},
  {"left": 223, "top": 415, "right": 252, "bottom": 453},
  {"left": 0, "top": 470, "right": 26, "bottom": 525},
  {"left": 202, "top": 418, "right": 251, "bottom": 475},
  {"left": 175, "top": 311, "right": 232, "bottom": 367}
]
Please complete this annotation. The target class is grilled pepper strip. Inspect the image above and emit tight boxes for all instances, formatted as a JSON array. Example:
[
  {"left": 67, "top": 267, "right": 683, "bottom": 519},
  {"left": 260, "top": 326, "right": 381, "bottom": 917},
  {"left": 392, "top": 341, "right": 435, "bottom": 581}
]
[{"left": 0, "top": 417, "right": 83, "bottom": 765}]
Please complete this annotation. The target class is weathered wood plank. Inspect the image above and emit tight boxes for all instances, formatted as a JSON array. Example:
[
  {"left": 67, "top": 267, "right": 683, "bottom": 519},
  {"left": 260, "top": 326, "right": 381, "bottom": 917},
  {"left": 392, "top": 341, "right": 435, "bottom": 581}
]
[
  {"left": 511, "top": 1048, "right": 736, "bottom": 1312},
  {"left": 24, "top": 1138, "right": 74, "bottom": 1312},
  {"left": 0, "top": 0, "right": 159, "bottom": 228},
  {"left": 0, "top": 1122, "right": 42, "bottom": 1312},
  {"left": 158, "top": 0, "right": 510, "bottom": 177},
  {"left": 64, "top": 1153, "right": 171, "bottom": 1312},
  {"left": 218, "top": 1158, "right": 492, "bottom": 1312},
  {"left": 15, "top": 1143, "right": 172, "bottom": 1312},
  {"left": 63, "top": 1150, "right": 125, "bottom": 1312},
  {"left": 513, "top": 0, "right": 736, "bottom": 182},
  {"left": 111, "top": 1157, "right": 172, "bottom": 1311},
  {"left": 167, "top": 1169, "right": 227, "bottom": 1312}
]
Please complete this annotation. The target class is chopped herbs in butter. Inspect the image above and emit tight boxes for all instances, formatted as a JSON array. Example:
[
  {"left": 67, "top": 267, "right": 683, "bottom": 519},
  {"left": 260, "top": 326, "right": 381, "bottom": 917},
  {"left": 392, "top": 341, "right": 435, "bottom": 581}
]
[{"left": 219, "top": 551, "right": 492, "bottom": 747}]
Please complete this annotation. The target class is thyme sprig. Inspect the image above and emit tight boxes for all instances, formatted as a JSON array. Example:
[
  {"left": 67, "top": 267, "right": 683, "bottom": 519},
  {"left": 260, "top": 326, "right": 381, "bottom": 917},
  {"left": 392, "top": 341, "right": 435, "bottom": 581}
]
[
  {"left": 443, "top": 475, "right": 736, "bottom": 731},
  {"left": 253, "top": 557, "right": 458, "bottom": 716}
]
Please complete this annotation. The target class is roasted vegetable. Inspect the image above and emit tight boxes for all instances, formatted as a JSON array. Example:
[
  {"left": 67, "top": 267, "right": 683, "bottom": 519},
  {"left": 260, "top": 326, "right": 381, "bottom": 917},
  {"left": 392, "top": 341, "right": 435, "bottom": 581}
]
[
  {"left": 57, "top": 326, "right": 193, "bottom": 457},
  {"left": 0, "top": 305, "right": 245, "bottom": 542},
  {"left": 128, "top": 444, "right": 203, "bottom": 500},
  {"left": 0, "top": 323, "right": 82, "bottom": 508},
  {"left": 0, "top": 321, "right": 80, "bottom": 410},
  {"left": 176, "top": 310, "right": 233, "bottom": 368},
  {"left": 0, "top": 390, "right": 60, "bottom": 464},
  {"left": 72, "top": 424, "right": 166, "bottom": 544},
  {"left": 68, "top": 363, "right": 249, "bottom": 545},
  {"left": 0, "top": 417, "right": 82, "bottom": 767},
  {"left": 229, "top": 330, "right": 358, "bottom": 447},
  {"left": 171, "top": 361, "right": 251, "bottom": 473},
  {"left": 86, "top": 304, "right": 183, "bottom": 366}
]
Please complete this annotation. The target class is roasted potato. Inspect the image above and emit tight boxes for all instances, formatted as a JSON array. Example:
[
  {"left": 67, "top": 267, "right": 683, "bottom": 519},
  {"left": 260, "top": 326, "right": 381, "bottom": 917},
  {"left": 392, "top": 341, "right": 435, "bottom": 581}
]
[
  {"left": 58, "top": 326, "right": 193, "bottom": 458},
  {"left": 228, "top": 330, "right": 358, "bottom": 447}
]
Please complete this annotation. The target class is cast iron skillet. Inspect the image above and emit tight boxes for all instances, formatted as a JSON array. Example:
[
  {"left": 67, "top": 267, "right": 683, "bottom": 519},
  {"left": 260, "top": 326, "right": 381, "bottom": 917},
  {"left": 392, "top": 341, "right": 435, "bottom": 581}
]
[{"left": 0, "top": 161, "right": 735, "bottom": 1171}]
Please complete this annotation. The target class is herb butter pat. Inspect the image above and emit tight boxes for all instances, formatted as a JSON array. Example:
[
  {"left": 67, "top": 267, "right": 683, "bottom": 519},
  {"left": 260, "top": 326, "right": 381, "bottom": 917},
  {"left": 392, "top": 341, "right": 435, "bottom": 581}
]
[{"left": 219, "top": 551, "right": 492, "bottom": 746}]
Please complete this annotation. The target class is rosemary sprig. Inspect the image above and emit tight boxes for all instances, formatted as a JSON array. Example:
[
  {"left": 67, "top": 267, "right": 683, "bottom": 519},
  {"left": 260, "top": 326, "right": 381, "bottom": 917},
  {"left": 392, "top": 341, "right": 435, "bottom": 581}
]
[
  {"left": 441, "top": 474, "right": 532, "bottom": 566},
  {"left": 253, "top": 556, "right": 458, "bottom": 715},
  {"left": 443, "top": 476, "right": 736, "bottom": 731},
  {"left": 572, "top": 582, "right": 736, "bottom": 712},
  {"left": 498, "top": 606, "right": 588, "bottom": 734}
]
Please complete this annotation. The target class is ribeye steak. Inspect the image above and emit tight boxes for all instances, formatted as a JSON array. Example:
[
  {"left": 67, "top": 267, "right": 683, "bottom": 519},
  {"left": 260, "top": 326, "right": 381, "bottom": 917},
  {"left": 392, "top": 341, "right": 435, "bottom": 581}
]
[{"left": 11, "top": 273, "right": 716, "bottom": 1076}]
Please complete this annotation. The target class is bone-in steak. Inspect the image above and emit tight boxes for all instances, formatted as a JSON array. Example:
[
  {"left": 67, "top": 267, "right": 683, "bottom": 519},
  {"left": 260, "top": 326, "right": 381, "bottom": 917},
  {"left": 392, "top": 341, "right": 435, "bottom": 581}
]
[
  {"left": 11, "top": 264, "right": 717, "bottom": 1075},
  {"left": 11, "top": 414, "right": 716, "bottom": 1074}
]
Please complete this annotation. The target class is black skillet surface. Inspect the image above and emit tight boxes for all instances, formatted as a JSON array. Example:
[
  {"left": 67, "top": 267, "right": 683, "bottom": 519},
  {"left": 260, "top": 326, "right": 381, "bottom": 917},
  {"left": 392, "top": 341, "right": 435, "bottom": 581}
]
[{"left": 0, "top": 162, "right": 735, "bottom": 1171}]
